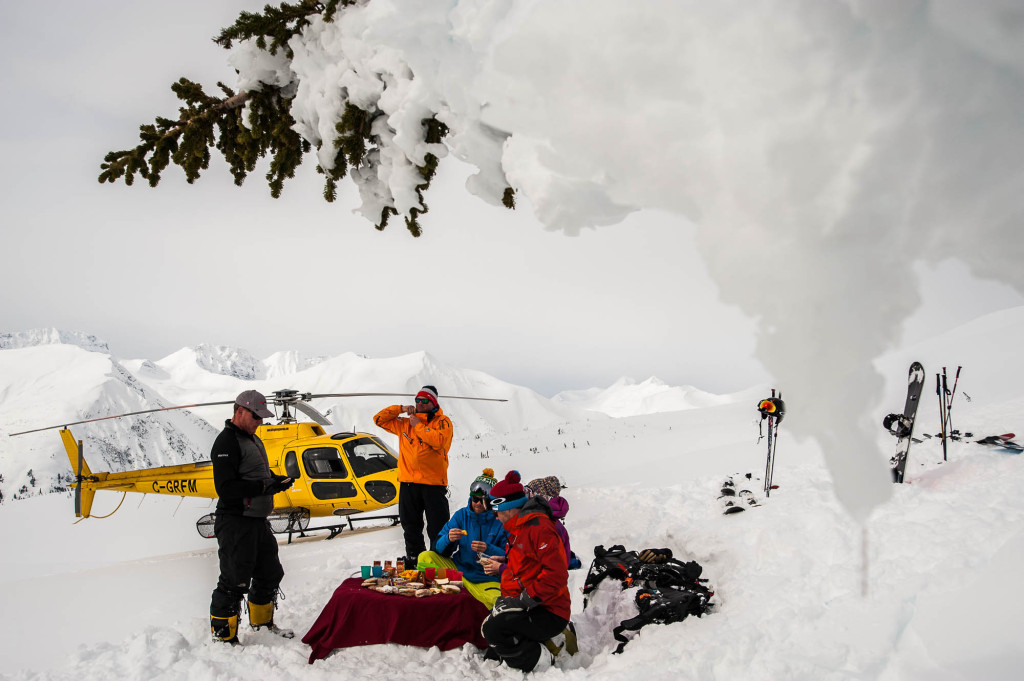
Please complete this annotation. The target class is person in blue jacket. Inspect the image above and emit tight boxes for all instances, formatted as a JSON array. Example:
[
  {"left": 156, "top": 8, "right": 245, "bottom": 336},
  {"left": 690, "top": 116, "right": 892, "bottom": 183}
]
[{"left": 416, "top": 468, "right": 508, "bottom": 608}]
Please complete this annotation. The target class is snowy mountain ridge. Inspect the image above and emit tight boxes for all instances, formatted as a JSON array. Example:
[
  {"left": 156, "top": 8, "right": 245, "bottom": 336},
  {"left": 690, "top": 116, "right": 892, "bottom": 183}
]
[
  {"left": 0, "top": 327, "right": 110, "bottom": 353},
  {"left": 189, "top": 343, "right": 266, "bottom": 380},
  {"left": 0, "top": 331, "right": 722, "bottom": 506}
]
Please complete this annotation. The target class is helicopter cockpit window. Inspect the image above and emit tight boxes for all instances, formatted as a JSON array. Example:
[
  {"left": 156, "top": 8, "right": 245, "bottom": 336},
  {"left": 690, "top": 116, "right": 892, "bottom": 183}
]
[
  {"left": 344, "top": 437, "right": 399, "bottom": 477},
  {"left": 284, "top": 451, "right": 300, "bottom": 479},
  {"left": 302, "top": 447, "right": 350, "bottom": 479}
]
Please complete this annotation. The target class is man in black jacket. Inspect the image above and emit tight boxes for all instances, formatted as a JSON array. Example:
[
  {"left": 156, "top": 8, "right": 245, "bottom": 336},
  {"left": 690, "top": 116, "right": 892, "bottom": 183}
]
[{"left": 209, "top": 390, "right": 294, "bottom": 643}]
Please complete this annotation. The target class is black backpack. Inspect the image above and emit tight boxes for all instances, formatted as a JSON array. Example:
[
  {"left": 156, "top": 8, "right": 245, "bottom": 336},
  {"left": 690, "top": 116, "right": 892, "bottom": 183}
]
[
  {"left": 612, "top": 587, "right": 711, "bottom": 653},
  {"left": 582, "top": 544, "right": 644, "bottom": 601},
  {"left": 582, "top": 544, "right": 713, "bottom": 653}
]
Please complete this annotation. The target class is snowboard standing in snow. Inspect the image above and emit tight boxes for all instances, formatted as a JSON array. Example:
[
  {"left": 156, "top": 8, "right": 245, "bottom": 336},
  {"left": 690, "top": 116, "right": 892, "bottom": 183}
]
[{"left": 885, "top": 361, "right": 925, "bottom": 483}]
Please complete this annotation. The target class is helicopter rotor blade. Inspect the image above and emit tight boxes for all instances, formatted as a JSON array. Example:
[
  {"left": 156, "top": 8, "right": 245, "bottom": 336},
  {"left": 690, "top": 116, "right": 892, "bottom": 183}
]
[
  {"left": 437, "top": 394, "right": 508, "bottom": 402},
  {"left": 9, "top": 391, "right": 509, "bottom": 438},
  {"left": 308, "top": 393, "right": 508, "bottom": 402},
  {"left": 7, "top": 400, "right": 236, "bottom": 436},
  {"left": 292, "top": 400, "right": 332, "bottom": 426}
]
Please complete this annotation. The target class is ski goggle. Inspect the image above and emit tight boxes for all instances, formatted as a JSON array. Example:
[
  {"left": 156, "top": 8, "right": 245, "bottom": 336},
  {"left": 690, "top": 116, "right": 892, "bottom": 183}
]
[
  {"left": 469, "top": 480, "right": 493, "bottom": 496},
  {"left": 470, "top": 495, "right": 488, "bottom": 504},
  {"left": 415, "top": 398, "right": 433, "bottom": 405},
  {"left": 758, "top": 400, "right": 777, "bottom": 413}
]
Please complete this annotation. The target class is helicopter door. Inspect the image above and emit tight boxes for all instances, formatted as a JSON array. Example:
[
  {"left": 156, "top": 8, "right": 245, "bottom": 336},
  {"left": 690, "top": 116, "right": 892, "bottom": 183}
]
[
  {"left": 301, "top": 446, "right": 358, "bottom": 500},
  {"left": 341, "top": 436, "right": 399, "bottom": 504}
]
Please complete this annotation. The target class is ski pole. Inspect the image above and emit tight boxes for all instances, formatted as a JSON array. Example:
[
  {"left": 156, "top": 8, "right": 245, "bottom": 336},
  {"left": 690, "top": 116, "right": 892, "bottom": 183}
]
[
  {"left": 946, "top": 366, "right": 961, "bottom": 437},
  {"left": 764, "top": 417, "right": 776, "bottom": 498},
  {"left": 940, "top": 369, "right": 949, "bottom": 461},
  {"left": 763, "top": 390, "right": 775, "bottom": 496}
]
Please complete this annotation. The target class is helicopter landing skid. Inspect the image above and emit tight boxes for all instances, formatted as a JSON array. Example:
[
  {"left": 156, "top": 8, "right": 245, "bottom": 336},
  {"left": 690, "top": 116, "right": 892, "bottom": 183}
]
[{"left": 285, "top": 513, "right": 400, "bottom": 544}]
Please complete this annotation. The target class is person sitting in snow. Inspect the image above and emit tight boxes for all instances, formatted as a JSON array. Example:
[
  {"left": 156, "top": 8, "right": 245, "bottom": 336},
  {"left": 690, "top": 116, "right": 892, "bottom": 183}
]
[
  {"left": 415, "top": 469, "right": 508, "bottom": 608},
  {"left": 526, "top": 476, "right": 582, "bottom": 570},
  {"left": 480, "top": 470, "right": 572, "bottom": 673}
]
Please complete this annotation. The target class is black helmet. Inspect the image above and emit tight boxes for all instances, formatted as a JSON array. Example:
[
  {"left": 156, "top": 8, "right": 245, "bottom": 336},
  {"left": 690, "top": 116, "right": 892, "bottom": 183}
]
[
  {"left": 757, "top": 396, "right": 786, "bottom": 424},
  {"left": 469, "top": 468, "right": 497, "bottom": 497}
]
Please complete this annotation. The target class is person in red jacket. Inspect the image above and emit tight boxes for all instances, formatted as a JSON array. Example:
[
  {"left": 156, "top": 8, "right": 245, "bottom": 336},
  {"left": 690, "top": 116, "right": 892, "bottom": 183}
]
[
  {"left": 481, "top": 471, "right": 570, "bottom": 672},
  {"left": 373, "top": 385, "right": 454, "bottom": 563}
]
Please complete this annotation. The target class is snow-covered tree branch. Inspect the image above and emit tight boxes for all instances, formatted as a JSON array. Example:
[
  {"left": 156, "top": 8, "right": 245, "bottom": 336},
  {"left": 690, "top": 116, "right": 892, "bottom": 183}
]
[{"left": 99, "top": 0, "right": 513, "bottom": 236}]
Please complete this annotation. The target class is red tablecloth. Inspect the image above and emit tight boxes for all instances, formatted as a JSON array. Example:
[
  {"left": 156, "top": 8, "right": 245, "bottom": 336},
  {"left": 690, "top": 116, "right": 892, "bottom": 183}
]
[{"left": 302, "top": 577, "right": 490, "bottom": 663}]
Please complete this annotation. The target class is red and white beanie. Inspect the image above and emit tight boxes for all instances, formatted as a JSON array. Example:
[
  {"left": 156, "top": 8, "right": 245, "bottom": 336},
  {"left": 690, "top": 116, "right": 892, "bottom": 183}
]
[{"left": 416, "top": 385, "right": 439, "bottom": 410}]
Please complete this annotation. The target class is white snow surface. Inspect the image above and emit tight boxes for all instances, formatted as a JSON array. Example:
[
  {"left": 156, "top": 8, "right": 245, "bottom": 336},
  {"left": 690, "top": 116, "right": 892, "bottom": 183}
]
[
  {"left": 2, "top": 310, "right": 1024, "bottom": 678},
  {"left": 223, "top": 0, "right": 1024, "bottom": 525}
]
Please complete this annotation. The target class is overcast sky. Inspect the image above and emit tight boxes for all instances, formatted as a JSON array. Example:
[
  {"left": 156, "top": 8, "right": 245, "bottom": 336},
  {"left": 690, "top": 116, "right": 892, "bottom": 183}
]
[{"left": 2, "top": 1, "right": 1021, "bottom": 397}]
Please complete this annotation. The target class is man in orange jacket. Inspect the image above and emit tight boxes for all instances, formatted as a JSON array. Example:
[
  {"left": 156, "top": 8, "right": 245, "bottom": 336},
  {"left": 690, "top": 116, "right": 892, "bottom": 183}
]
[
  {"left": 481, "top": 471, "right": 570, "bottom": 673},
  {"left": 374, "top": 385, "right": 454, "bottom": 563}
]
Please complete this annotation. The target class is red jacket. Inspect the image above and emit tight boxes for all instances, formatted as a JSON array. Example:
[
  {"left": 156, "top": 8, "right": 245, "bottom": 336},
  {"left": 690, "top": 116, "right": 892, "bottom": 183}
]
[
  {"left": 373, "top": 405, "right": 453, "bottom": 485},
  {"left": 500, "top": 497, "right": 570, "bottom": 621}
]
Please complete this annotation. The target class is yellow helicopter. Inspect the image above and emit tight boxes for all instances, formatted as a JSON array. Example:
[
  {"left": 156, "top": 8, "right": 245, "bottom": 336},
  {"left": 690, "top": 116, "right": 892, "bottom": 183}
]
[{"left": 12, "top": 389, "right": 506, "bottom": 538}]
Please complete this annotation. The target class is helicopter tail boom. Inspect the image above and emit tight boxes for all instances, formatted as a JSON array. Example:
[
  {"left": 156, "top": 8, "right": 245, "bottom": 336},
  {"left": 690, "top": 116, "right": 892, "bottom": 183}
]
[{"left": 59, "top": 428, "right": 218, "bottom": 517}]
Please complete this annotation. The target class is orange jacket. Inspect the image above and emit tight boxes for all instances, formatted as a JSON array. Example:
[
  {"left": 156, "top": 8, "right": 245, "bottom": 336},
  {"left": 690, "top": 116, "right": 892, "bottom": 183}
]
[{"left": 373, "top": 405, "right": 454, "bottom": 485}]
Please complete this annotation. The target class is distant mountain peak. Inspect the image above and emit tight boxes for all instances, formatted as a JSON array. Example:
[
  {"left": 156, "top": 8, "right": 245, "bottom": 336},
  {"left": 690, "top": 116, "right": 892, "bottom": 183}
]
[
  {"left": 0, "top": 328, "right": 109, "bottom": 353},
  {"left": 191, "top": 343, "right": 265, "bottom": 380},
  {"left": 263, "top": 350, "right": 328, "bottom": 379}
]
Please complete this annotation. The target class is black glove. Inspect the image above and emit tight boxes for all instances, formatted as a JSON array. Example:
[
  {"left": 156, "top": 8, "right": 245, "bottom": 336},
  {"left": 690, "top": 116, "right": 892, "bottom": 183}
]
[
  {"left": 638, "top": 548, "right": 673, "bottom": 564},
  {"left": 265, "top": 475, "right": 294, "bottom": 495},
  {"left": 491, "top": 592, "right": 539, "bottom": 616}
]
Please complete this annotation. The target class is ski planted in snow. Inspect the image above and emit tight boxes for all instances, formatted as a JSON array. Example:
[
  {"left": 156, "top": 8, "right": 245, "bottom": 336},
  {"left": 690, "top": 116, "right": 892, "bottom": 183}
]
[{"left": 884, "top": 361, "right": 925, "bottom": 483}]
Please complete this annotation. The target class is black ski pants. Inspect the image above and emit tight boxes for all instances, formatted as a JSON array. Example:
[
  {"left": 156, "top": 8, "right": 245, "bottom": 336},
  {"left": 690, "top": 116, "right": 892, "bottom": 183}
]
[
  {"left": 398, "top": 481, "right": 450, "bottom": 559},
  {"left": 482, "top": 605, "right": 567, "bottom": 672},
  {"left": 210, "top": 514, "right": 284, "bottom": 618}
]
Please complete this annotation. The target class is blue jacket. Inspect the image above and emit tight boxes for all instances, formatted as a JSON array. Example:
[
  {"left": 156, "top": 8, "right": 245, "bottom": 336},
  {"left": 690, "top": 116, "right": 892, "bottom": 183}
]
[{"left": 435, "top": 504, "right": 509, "bottom": 582}]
